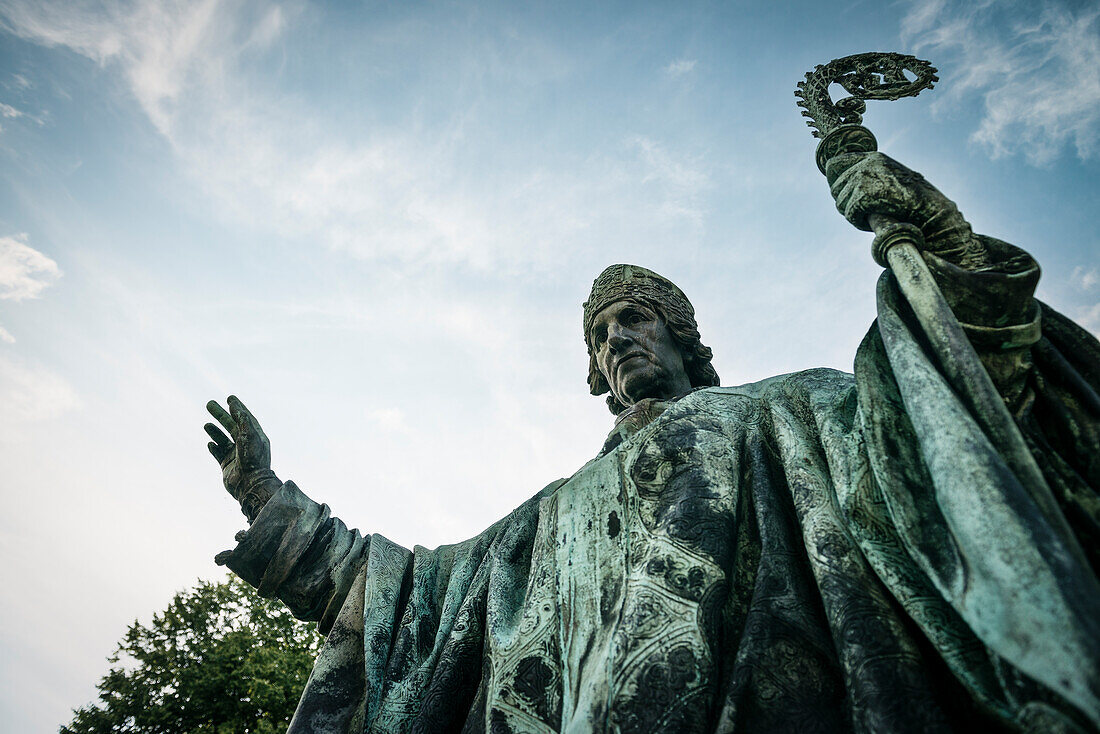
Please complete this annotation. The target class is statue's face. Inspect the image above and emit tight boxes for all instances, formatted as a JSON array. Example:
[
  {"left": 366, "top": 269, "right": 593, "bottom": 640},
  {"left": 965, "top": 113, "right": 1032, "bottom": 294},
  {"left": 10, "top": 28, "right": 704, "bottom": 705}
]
[{"left": 590, "top": 299, "right": 692, "bottom": 407}]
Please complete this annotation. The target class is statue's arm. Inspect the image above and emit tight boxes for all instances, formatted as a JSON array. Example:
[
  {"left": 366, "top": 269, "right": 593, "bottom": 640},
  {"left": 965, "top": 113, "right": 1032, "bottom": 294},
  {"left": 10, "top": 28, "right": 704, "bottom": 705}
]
[
  {"left": 204, "top": 397, "right": 372, "bottom": 632},
  {"left": 828, "top": 152, "right": 1042, "bottom": 403},
  {"left": 918, "top": 237, "right": 1041, "bottom": 405},
  {"left": 214, "top": 479, "right": 371, "bottom": 634}
]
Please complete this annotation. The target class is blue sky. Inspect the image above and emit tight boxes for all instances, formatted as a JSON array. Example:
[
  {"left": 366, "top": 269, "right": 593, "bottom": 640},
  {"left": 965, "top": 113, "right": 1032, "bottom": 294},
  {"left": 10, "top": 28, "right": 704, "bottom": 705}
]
[{"left": 1, "top": 0, "right": 1098, "bottom": 729}]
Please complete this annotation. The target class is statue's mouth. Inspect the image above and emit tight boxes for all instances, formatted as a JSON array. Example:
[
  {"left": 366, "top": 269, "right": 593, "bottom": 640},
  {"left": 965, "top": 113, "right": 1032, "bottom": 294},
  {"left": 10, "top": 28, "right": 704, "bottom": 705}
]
[{"left": 615, "top": 353, "right": 649, "bottom": 375}]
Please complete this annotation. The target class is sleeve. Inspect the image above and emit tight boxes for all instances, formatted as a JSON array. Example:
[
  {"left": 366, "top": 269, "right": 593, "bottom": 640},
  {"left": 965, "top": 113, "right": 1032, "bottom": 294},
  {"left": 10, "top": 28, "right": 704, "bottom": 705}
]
[
  {"left": 217, "top": 475, "right": 566, "bottom": 732},
  {"left": 920, "top": 235, "right": 1041, "bottom": 409},
  {"left": 215, "top": 480, "right": 373, "bottom": 634},
  {"left": 850, "top": 235, "right": 1100, "bottom": 729}
]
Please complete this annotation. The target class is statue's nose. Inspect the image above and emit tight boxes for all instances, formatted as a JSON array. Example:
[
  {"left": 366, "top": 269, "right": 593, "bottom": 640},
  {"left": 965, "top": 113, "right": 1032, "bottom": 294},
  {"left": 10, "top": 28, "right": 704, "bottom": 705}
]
[{"left": 607, "top": 327, "right": 632, "bottom": 353}]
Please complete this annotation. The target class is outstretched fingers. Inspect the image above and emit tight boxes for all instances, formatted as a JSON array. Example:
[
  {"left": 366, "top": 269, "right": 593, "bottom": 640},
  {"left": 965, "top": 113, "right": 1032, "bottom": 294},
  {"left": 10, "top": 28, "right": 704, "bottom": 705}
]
[
  {"left": 207, "top": 400, "right": 238, "bottom": 435},
  {"left": 208, "top": 441, "right": 229, "bottom": 462},
  {"left": 204, "top": 421, "right": 231, "bottom": 446},
  {"left": 204, "top": 423, "right": 232, "bottom": 462},
  {"left": 227, "top": 395, "right": 260, "bottom": 433}
]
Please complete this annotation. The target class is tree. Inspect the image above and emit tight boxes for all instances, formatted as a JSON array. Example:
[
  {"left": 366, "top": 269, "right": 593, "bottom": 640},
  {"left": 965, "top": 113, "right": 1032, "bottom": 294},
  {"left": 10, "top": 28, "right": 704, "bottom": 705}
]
[{"left": 62, "top": 575, "right": 324, "bottom": 734}]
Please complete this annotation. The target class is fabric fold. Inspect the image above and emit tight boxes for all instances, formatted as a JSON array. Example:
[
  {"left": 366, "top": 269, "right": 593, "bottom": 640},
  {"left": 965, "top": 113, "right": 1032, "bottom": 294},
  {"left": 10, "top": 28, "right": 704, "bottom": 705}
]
[{"left": 221, "top": 240, "right": 1100, "bottom": 732}]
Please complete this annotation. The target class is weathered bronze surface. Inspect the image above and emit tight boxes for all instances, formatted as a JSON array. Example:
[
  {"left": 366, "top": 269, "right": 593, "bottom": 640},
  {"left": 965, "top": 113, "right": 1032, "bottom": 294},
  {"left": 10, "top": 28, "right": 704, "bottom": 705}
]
[
  {"left": 796, "top": 51, "right": 938, "bottom": 137},
  {"left": 203, "top": 53, "right": 1100, "bottom": 733}
]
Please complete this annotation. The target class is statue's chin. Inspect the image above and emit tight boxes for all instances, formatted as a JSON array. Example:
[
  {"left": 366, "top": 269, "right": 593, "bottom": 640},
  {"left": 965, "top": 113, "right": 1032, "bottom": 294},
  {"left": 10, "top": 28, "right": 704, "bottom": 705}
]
[{"left": 614, "top": 368, "right": 669, "bottom": 407}]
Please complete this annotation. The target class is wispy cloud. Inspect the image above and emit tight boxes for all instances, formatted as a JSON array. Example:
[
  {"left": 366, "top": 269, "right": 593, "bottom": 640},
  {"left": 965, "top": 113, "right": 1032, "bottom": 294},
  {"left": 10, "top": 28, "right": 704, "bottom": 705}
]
[
  {"left": 1072, "top": 265, "right": 1098, "bottom": 291},
  {"left": 5, "top": 71, "right": 31, "bottom": 89},
  {"left": 0, "top": 0, "right": 711, "bottom": 272},
  {"left": 629, "top": 134, "right": 709, "bottom": 228},
  {"left": 0, "top": 233, "right": 61, "bottom": 300},
  {"left": 0, "top": 233, "right": 62, "bottom": 342},
  {"left": 664, "top": 58, "right": 696, "bottom": 78},
  {"left": 0, "top": 0, "right": 252, "bottom": 137},
  {"left": 902, "top": 0, "right": 1100, "bottom": 165},
  {"left": 1069, "top": 265, "right": 1100, "bottom": 337},
  {"left": 1077, "top": 302, "right": 1100, "bottom": 338},
  {"left": 0, "top": 353, "right": 80, "bottom": 422},
  {"left": 0, "top": 98, "right": 44, "bottom": 130}
]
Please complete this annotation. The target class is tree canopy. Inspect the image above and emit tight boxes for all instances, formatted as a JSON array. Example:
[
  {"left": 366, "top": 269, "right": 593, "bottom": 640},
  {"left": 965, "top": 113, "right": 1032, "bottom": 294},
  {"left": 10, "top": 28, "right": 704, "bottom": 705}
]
[{"left": 62, "top": 575, "right": 323, "bottom": 734}]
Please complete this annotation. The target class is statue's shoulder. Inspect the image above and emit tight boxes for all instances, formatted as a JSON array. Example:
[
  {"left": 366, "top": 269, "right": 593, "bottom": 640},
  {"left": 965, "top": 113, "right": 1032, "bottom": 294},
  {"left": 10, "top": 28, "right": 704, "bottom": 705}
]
[
  {"left": 670, "top": 368, "right": 857, "bottom": 429},
  {"left": 690, "top": 367, "right": 855, "bottom": 404}
]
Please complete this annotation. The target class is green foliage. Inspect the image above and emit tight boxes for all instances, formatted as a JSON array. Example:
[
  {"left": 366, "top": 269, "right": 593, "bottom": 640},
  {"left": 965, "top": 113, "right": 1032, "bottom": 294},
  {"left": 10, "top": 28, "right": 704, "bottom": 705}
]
[{"left": 62, "top": 575, "right": 324, "bottom": 734}]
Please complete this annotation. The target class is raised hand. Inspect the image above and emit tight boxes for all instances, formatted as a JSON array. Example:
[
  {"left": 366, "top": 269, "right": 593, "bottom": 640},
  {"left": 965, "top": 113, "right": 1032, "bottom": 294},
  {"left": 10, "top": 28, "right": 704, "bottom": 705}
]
[
  {"left": 205, "top": 395, "right": 280, "bottom": 522},
  {"left": 826, "top": 151, "right": 989, "bottom": 270}
]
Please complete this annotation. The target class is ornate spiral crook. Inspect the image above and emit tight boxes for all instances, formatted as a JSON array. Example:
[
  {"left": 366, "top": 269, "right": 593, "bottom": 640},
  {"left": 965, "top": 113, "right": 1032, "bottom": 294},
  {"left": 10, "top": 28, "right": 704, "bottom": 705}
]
[{"left": 795, "top": 52, "right": 938, "bottom": 139}]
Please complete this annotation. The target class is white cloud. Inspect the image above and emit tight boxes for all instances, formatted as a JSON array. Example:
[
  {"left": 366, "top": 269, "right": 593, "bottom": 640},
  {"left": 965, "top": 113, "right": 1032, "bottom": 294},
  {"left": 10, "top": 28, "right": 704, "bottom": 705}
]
[
  {"left": 1060, "top": 268, "right": 1100, "bottom": 338},
  {"left": 0, "top": 0, "right": 240, "bottom": 137},
  {"left": 1072, "top": 265, "right": 1098, "bottom": 291},
  {"left": 902, "top": 0, "right": 1100, "bottom": 165},
  {"left": 0, "top": 0, "right": 711, "bottom": 273},
  {"left": 0, "top": 98, "right": 44, "bottom": 128},
  {"left": 3, "top": 72, "right": 31, "bottom": 90},
  {"left": 628, "top": 135, "right": 709, "bottom": 229},
  {"left": 0, "top": 325, "right": 14, "bottom": 343},
  {"left": 0, "top": 354, "right": 80, "bottom": 423},
  {"left": 664, "top": 58, "right": 696, "bottom": 77},
  {"left": 0, "top": 233, "right": 61, "bottom": 300},
  {"left": 1077, "top": 302, "right": 1100, "bottom": 339},
  {"left": 364, "top": 407, "right": 412, "bottom": 436}
]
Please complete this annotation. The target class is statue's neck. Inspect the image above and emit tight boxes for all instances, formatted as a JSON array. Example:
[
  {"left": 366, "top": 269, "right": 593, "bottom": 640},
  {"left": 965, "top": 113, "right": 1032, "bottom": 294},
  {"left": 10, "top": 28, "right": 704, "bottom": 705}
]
[
  {"left": 615, "top": 397, "right": 673, "bottom": 430},
  {"left": 598, "top": 393, "right": 690, "bottom": 456}
]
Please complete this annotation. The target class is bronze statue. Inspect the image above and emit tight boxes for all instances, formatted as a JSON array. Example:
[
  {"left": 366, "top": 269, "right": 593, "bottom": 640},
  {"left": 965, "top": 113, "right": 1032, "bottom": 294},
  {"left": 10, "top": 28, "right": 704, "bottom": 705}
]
[{"left": 203, "top": 54, "right": 1100, "bottom": 733}]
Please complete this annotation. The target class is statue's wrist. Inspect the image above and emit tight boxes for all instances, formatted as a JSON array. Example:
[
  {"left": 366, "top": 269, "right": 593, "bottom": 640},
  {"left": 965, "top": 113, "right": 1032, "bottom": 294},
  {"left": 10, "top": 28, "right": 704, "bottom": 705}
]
[
  {"left": 926, "top": 234, "right": 989, "bottom": 272},
  {"left": 240, "top": 468, "right": 281, "bottom": 523},
  {"left": 919, "top": 208, "right": 990, "bottom": 271}
]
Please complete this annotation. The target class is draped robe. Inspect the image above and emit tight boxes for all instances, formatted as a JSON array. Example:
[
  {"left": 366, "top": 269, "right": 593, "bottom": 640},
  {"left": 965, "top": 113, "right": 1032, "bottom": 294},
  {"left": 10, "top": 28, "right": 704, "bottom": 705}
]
[{"left": 220, "top": 239, "right": 1100, "bottom": 733}]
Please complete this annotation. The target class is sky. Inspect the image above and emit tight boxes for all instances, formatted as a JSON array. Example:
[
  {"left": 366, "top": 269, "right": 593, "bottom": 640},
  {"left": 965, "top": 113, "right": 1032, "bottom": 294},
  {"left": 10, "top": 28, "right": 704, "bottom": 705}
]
[{"left": 0, "top": 0, "right": 1098, "bottom": 730}]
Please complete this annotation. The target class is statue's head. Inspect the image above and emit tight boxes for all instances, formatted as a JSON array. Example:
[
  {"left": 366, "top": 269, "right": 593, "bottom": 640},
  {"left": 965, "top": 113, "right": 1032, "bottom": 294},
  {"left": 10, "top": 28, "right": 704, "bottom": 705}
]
[{"left": 583, "top": 264, "right": 719, "bottom": 414}]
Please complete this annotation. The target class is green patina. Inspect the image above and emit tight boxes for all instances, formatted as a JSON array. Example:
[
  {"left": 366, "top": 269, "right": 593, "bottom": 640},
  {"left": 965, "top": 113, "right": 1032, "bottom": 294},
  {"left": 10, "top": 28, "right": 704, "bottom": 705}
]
[{"left": 199, "top": 52, "right": 1100, "bottom": 733}]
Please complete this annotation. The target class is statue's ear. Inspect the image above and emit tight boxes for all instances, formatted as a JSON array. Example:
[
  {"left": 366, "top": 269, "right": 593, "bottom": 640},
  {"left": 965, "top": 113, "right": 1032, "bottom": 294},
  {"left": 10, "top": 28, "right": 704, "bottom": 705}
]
[
  {"left": 588, "top": 354, "right": 611, "bottom": 395},
  {"left": 589, "top": 371, "right": 610, "bottom": 395}
]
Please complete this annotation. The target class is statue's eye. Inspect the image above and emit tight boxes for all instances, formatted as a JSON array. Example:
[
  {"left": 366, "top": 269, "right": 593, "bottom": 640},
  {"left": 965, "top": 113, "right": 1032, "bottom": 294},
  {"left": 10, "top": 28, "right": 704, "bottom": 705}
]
[{"left": 627, "top": 312, "right": 648, "bottom": 325}]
